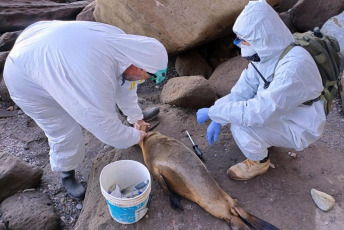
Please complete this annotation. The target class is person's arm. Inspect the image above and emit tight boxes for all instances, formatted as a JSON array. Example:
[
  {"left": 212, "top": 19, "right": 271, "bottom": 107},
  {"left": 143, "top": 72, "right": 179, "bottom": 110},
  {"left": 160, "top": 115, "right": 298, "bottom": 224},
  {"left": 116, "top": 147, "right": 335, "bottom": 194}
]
[
  {"left": 209, "top": 49, "right": 323, "bottom": 127},
  {"left": 42, "top": 68, "right": 142, "bottom": 149},
  {"left": 114, "top": 78, "right": 143, "bottom": 124}
]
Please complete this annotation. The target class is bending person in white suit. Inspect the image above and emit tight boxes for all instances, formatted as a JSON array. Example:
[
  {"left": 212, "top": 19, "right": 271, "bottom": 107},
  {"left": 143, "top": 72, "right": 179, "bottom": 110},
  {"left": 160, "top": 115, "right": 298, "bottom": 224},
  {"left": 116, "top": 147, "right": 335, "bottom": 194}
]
[{"left": 4, "top": 20, "right": 168, "bottom": 199}]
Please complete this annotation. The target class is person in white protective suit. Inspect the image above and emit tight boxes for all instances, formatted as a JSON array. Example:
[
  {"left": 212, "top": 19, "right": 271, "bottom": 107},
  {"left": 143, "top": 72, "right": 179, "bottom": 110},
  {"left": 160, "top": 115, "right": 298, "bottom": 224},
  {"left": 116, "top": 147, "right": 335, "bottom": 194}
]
[
  {"left": 3, "top": 20, "right": 168, "bottom": 199},
  {"left": 196, "top": 0, "right": 325, "bottom": 180}
]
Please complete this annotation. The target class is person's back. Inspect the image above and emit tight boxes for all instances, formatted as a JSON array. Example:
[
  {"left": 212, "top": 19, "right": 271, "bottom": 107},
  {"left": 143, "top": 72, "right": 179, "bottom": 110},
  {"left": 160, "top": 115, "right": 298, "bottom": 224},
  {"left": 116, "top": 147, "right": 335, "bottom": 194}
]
[{"left": 10, "top": 21, "right": 125, "bottom": 85}]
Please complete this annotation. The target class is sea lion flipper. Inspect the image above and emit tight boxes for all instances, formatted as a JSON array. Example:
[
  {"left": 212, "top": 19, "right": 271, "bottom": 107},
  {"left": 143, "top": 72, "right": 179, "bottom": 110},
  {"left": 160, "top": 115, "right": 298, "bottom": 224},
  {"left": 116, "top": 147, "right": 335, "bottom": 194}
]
[
  {"left": 168, "top": 188, "right": 184, "bottom": 211},
  {"left": 154, "top": 171, "right": 184, "bottom": 211},
  {"left": 234, "top": 206, "right": 279, "bottom": 230}
]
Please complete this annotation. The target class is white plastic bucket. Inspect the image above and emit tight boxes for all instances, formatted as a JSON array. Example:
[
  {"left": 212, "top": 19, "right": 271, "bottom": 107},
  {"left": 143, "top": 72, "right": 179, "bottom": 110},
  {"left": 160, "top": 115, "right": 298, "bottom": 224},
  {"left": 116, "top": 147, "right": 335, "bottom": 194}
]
[{"left": 100, "top": 160, "right": 151, "bottom": 224}]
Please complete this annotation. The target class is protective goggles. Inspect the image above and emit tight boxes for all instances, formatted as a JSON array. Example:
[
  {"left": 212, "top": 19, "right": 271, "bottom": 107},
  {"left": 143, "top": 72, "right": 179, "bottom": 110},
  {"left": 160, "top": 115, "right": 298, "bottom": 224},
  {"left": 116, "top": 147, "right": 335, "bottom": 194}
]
[
  {"left": 233, "top": 37, "right": 244, "bottom": 47},
  {"left": 148, "top": 67, "right": 167, "bottom": 84}
]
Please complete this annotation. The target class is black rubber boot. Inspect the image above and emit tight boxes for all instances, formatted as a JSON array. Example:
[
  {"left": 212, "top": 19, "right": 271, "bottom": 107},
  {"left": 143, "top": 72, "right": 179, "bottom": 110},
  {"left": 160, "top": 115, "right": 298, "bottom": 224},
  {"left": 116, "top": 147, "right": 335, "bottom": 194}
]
[
  {"left": 143, "top": 107, "right": 160, "bottom": 122},
  {"left": 60, "top": 170, "right": 86, "bottom": 200}
]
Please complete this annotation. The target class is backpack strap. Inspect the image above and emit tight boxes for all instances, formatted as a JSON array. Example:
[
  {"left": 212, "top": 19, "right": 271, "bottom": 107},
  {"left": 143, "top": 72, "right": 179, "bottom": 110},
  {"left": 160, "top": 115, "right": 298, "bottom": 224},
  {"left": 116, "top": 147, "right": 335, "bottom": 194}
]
[{"left": 270, "top": 45, "right": 294, "bottom": 80}]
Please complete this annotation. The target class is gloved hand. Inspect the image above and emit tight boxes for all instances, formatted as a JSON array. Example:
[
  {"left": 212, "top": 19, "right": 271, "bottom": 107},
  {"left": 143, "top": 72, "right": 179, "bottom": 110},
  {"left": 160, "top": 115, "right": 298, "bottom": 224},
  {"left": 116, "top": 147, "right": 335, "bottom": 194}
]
[
  {"left": 196, "top": 108, "right": 210, "bottom": 124},
  {"left": 206, "top": 121, "right": 221, "bottom": 146},
  {"left": 134, "top": 120, "right": 150, "bottom": 131}
]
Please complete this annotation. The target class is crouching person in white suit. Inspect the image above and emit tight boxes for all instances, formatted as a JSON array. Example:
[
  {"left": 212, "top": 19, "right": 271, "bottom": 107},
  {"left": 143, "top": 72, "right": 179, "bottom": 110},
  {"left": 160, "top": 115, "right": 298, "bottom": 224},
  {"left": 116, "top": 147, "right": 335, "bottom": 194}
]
[
  {"left": 4, "top": 20, "right": 168, "bottom": 199},
  {"left": 197, "top": 0, "right": 325, "bottom": 181}
]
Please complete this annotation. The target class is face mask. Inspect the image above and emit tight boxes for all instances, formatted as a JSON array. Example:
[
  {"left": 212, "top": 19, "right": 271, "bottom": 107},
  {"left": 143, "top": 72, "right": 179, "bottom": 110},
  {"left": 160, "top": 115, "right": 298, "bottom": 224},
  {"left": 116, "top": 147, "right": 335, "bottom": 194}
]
[
  {"left": 241, "top": 45, "right": 256, "bottom": 57},
  {"left": 241, "top": 45, "right": 261, "bottom": 62}
]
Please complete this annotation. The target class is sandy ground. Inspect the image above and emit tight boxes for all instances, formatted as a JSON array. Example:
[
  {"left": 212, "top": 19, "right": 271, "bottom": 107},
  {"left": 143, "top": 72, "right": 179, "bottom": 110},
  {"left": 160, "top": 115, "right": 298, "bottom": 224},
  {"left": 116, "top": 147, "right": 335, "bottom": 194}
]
[{"left": 0, "top": 75, "right": 343, "bottom": 229}]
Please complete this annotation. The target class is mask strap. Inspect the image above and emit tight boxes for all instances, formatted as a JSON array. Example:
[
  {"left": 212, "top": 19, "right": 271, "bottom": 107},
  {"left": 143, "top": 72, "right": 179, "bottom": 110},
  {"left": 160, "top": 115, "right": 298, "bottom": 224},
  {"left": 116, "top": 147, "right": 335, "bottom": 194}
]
[{"left": 120, "top": 74, "right": 125, "bottom": 86}]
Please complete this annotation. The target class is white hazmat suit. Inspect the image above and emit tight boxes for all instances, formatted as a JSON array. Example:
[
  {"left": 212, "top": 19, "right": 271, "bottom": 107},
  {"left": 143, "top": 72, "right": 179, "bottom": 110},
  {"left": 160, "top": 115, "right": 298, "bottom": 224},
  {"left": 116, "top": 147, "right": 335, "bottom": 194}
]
[
  {"left": 4, "top": 21, "right": 168, "bottom": 171},
  {"left": 208, "top": 0, "right": 326, "bottom": 161}
]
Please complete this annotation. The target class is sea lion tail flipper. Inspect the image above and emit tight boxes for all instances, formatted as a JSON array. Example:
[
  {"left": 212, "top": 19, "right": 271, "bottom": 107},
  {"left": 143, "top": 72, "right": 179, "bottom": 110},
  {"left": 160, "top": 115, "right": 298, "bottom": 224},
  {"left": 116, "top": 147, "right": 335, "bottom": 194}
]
[
  {"left": 233, "top": 206, "right": 279, "bottom": 230},
  {"left": 168, "top": 188, "right": 184, "bottom": 211}
]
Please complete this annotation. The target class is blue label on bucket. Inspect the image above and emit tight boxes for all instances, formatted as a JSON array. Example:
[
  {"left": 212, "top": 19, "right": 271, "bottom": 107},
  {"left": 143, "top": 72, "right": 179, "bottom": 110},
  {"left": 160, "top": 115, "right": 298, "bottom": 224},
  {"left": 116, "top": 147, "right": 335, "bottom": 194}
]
[{"left": 106, "top": 200, "right": 146, "bottom": 224}]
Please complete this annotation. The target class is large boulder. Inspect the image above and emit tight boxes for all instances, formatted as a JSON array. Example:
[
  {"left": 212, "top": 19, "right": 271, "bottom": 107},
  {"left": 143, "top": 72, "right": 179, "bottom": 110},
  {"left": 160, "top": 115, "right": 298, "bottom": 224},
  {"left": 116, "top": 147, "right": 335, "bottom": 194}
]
[
  {"left": 0, "top": 0, "right": 89, "bottom": 33},
  {"left": 93, "top": 0, "right": 282, "bottom": 54},
  {"left": 175, "top": 49, "right": 213, "bottom": 79},
  {"left": 161, "top": 76, "right": 217, "bottom": 109},
  {"left": 76, "top": 1, "right": 96, "bottom": 22},
  {"left": 0, "top": 191, "right": 60, "bottom": 230},
  {"left": 0, "top": 31, "right": 22, "bottom": 52},
  {"left": 208, "top": 56, "right": 248, "bottom": 98},
  {"left": 0, "top": 152, "right": 43, "bottom": 202},
  {"left": 321, "top": 11, "right": 344, "bottom": 53},
  {"left": 74, "top": 148, "right": 120, "bottom": 230},
  {"left": 290, "top": 0, "right": 344, "bottom": 32},
  {"left": 279, "top": 11, "right": 296, "bottom": 33},
  {"left": 275, "top": 0, "right": 298, "bottom": 12}
]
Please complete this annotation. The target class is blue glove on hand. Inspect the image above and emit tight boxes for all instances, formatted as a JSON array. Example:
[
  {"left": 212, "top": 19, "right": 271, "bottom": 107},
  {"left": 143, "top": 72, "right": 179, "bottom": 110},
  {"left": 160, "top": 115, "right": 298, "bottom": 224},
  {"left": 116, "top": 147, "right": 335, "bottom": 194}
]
[
  {"left": 196, "top": 108, "right": 210, "bottom": 124},
  {"left": 207, "top": 121, "right": 221, "bottom": 146}
]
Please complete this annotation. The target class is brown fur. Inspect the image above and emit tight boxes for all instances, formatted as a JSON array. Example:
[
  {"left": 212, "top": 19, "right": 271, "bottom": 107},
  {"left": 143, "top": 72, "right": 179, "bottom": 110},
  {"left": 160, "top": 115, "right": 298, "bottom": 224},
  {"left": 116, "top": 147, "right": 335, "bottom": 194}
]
[{"left": 140, "top": 131, "right": 278, "bottom": 230}]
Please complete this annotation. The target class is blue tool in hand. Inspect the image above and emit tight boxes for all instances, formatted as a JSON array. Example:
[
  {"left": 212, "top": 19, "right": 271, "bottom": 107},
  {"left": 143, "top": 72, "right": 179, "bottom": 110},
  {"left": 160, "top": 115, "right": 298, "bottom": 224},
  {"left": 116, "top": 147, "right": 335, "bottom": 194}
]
[{"left": 186, "top": 130, "right": 203, "bottom": 159}]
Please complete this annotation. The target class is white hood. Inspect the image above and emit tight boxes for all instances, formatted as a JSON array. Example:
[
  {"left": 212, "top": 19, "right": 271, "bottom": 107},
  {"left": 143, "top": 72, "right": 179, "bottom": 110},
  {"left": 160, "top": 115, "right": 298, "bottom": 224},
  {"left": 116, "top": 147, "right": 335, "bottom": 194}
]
[{"left": 233, "top": 0, "right": 294, "bottom": 63}]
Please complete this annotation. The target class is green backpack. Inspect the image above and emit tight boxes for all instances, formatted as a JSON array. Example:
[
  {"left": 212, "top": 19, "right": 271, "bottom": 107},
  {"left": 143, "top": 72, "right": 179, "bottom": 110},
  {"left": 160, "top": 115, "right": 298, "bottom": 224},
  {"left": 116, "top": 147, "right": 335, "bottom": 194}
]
[{"left": 274, "top": 29, "right": 342, "bottom": 115}]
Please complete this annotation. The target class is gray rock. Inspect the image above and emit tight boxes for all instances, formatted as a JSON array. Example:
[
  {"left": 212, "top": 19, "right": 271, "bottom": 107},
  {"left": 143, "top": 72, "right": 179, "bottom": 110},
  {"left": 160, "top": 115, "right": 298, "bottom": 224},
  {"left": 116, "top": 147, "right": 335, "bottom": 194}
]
[
  {"left": 0, "top": 51, "right": 9, "bottom": 82},
  {"left": 275, "top": 0, "right": 298, "bottom": 12},
  {"left": 0, "top": 31, "right": 22, "bottom": 52},
  {"left": 289, "top": 0, "right": 344, "bottom": 32},
  {"left": 76, "top": 1, "right": 96, "bottom": 22},
  {"left": 341, "top": 74, "right": 344, "bottom": 109},
  {"left": 0, "top": 191, "right": 59, "bottom": 230},
  {"left": 175, "top": 50, "right": 213, "bottom": 79},
  {"left": 321, "top": 11, "right": 344, "bottom": 53},
  {"left": 279, "top": 11, "right": 295, "bottom": 33},
  {"left": 161, "top": 76, "right": 217, "bottom": 109},
  {"left": 0, "top": 152, "right": 43, "bottom": 202},
  {"left": 93, "top": 0, "right": 282, "bottom": 54},
  {"left": 76, "top": 203, "right": 83, "bottom": 210},
  {"left": 74, "top": 149, "right": 121, "bottom": 230},
  {"left": 0, "top": 222, "right": 7, "bottom": 230},
  {"left": 0, "top": 0, "right": 89, "bottom": 33},
  {"left": 208, "top": 56, "right": 247, "bottom": 98},
  {"left": 311, "top": 188, "right": 335, "bottom": 212}
]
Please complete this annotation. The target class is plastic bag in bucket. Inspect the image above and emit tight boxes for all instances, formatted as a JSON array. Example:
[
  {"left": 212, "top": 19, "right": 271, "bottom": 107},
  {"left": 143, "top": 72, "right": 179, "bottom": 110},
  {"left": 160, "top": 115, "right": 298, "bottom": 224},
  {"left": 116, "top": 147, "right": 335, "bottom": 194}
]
[{"left": 100, "top": 160, "right": 151, "bottom": 224}]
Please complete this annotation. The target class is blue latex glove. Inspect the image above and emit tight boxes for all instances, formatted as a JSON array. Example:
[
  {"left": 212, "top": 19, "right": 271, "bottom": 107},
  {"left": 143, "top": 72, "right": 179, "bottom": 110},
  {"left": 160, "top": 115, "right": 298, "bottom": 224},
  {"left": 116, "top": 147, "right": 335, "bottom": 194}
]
[
  {"left": 207, "top": 121, "right": 221, "bottom": 146},
  {"left": 196, "top": 108, "right": 210, "bottom": 124}
]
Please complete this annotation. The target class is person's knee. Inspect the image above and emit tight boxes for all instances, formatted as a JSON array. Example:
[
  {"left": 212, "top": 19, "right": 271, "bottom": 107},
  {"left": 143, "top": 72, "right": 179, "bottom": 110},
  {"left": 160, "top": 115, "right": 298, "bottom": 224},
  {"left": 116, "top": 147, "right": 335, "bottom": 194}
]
[{"left": 230, "top": 124, "right": 268, "bottom": 160}]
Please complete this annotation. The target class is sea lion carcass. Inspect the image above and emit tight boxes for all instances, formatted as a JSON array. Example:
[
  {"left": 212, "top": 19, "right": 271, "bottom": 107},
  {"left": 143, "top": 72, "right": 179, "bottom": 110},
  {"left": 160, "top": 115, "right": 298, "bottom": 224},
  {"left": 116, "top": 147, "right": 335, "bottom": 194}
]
[{"left": 140, "top": 131, "right": 278, "bottom": 230}]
